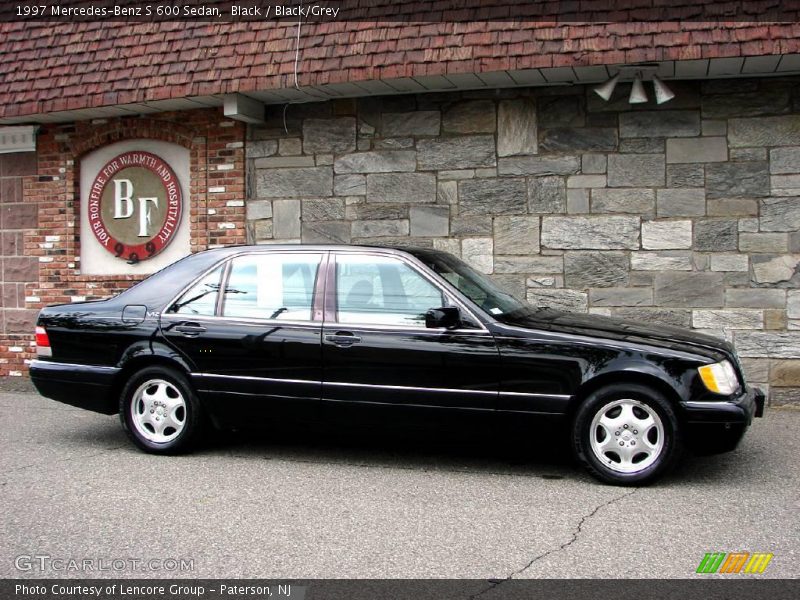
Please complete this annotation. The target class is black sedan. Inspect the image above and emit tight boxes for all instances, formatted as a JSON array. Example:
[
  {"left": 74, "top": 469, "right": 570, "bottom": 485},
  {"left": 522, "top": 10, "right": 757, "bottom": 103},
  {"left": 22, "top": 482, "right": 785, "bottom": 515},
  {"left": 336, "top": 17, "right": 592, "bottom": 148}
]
[{"left": 30, "top": 245, "right": 764, "bottom": 485}]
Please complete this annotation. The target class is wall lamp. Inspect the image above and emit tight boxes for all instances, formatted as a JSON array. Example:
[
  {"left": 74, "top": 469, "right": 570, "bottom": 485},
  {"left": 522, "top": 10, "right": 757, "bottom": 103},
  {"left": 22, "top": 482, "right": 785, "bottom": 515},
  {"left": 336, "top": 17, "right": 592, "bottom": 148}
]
[{"left": 593, "top": 67, "right": 675, "bottom": 105}]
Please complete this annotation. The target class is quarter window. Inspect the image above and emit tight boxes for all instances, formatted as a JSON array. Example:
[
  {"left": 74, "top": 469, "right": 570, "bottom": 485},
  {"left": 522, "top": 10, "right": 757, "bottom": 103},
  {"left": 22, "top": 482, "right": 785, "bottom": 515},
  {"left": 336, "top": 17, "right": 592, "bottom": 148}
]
[
  {"left": 336, "top": 254, "right": 443, "bottom": 327},
  {"left": 222, "top": 253, "right": 322, "bottom": 321},
  {"left": 167, "top": 265, "right": 224, "bottom": 316}
]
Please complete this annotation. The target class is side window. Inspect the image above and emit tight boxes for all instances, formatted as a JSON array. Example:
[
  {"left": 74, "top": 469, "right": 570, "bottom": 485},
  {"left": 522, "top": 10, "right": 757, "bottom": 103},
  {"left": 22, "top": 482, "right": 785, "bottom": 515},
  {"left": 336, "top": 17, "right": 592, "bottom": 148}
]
[
  {"left": 222, "top": 253, "right": 322, "bottom": 321},
  {"left": 167, "top": 265, "right": 224, "bottom": 316},
  {"left": 336, "top": 254, "right": 443, "bottom": 327}
]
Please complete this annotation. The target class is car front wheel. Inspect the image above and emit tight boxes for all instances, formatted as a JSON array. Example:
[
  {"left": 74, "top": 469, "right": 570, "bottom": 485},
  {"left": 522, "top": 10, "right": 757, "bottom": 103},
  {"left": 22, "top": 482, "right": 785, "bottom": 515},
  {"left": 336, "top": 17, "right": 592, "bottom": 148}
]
[
  {"left": 572, "top": 383, "right": 681, "bottom": 485},
  {"left": 120, "top": 366, "right": 203, "bottom": 454}
]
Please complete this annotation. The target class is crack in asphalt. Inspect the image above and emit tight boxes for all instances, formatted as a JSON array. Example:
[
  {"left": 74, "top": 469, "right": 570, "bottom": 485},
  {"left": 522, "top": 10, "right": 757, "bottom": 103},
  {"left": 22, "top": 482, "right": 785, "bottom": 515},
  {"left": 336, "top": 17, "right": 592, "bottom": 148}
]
[{"left": 469, "top": 487, "right": 639, "bottom": 599}]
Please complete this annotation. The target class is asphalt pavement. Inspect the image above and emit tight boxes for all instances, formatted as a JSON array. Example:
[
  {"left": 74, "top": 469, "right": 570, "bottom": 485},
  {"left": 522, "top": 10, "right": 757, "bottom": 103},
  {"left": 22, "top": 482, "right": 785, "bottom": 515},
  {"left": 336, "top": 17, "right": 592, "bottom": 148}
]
[{"left": 1, "top": 388, "right": 798, "bottom": 580}]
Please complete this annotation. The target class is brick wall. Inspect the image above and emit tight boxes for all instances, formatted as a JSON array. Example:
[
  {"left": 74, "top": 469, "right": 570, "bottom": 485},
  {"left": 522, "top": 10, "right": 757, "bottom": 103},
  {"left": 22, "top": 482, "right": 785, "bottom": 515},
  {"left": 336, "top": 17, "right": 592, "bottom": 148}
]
[
  {"left": 246, "top": 76, "right": 800, "bottom": 405},
  {"left": 0, "top": 108, "right": 246, "bottom": 377}
]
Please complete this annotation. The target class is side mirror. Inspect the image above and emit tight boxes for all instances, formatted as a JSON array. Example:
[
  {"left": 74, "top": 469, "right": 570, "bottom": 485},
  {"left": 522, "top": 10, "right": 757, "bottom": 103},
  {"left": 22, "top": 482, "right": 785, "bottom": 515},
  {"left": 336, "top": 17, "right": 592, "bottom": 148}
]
[{"left": 425, "top": 307, "right": 461, "bottom": 329}]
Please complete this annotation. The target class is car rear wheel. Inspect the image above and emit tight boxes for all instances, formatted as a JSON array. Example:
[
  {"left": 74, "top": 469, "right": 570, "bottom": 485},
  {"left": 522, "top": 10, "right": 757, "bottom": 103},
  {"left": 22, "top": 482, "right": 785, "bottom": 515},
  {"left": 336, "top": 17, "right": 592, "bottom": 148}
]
[
  {"left": 572, "top": 383, "right": 681, "bottom": 485},
  {"left": 120, "top": 366, "right": 203, "bottom": 454}
]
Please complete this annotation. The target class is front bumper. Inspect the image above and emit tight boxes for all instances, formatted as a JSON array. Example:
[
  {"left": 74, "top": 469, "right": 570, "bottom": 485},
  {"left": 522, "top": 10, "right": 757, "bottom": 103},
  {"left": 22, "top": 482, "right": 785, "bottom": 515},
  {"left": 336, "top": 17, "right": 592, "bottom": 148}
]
[
  {"left": 681, "top": 385, "right": 765, "bottom": 425},
  {"left": 681, "top": 386, "right": 765, "bottom": 455}
]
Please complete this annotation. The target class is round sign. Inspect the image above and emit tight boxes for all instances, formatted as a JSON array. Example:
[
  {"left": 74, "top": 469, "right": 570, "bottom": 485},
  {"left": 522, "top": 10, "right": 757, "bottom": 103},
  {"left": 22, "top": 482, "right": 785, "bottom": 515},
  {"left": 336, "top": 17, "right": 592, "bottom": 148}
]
[{"left": 87, "top": 151, "right": 182, "bottom": 263}]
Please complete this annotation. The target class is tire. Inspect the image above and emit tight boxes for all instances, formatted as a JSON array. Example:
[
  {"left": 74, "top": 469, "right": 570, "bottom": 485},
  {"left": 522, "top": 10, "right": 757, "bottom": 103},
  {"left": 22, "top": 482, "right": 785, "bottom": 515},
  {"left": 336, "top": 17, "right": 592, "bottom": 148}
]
[
  {"left": 572, "top": 383, "right": 682, "bottom": 486},
  {"left": 119, "top": 366, "right": 204, "bottom": 454}
]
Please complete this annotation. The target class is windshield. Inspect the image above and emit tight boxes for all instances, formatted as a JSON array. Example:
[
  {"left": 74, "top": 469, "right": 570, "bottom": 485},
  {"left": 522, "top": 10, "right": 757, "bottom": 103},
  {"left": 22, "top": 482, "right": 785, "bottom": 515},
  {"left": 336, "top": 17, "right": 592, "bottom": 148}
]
[{"left": 419, "top": 251, "right": 528, "bottom": 318}]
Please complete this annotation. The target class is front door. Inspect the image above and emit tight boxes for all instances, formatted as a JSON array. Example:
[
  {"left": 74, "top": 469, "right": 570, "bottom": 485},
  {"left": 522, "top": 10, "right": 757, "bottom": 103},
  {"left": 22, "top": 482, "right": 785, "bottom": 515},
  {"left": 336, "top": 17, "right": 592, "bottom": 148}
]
[
  {"left": 161, "top": 251, "right": 325, "bottom": 424},
  {"left": 321, "top": 252, "right": 500, "bottom": 412}
]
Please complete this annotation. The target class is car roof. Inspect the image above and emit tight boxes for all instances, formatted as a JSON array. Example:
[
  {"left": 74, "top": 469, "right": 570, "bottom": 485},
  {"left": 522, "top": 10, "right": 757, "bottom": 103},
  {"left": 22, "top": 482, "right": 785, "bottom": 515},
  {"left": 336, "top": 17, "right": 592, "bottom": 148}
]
[{"left": 198, "top": 243, "right": 446, "bottom": 259}]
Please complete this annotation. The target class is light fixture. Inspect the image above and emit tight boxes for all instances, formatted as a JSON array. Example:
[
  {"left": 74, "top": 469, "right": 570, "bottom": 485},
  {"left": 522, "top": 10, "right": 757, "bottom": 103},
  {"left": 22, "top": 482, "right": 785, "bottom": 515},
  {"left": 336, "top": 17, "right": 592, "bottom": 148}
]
[
  {"left": 592, "top": 72, "right": 620, "bottom": 101},
  {"left": 629, "top": 73, "right": 648, "bottom": 104},
  {"left": 652, "top": 75, "right": 675, "bottom": 104}
]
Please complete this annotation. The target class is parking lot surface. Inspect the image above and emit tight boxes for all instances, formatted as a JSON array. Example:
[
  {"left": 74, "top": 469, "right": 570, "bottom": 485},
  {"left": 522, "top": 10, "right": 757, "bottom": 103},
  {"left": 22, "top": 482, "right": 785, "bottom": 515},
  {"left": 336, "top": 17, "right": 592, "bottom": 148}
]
[{"left": 1, "top": 388, "right": 798, "bottom": 579}]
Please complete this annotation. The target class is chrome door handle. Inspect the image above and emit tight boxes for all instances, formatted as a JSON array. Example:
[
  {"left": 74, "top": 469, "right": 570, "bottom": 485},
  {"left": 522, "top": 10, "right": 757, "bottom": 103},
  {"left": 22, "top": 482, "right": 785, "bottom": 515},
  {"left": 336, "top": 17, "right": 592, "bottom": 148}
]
[
  {"left": 174, "top": 323, "right": 207, "bottom": 336},
  {"left": 325, "top": 333, "right": 361, "bottom": 347}
]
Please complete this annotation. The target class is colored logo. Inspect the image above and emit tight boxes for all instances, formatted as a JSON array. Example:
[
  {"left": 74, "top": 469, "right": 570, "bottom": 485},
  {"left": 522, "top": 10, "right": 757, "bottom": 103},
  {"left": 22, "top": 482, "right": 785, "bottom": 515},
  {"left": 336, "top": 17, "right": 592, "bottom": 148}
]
[
  {"left": 88, "top": 151, "right": 182, "bottom": 263},
  {"left": 696, "top": 552, "right": 774, "bottom": 574}
]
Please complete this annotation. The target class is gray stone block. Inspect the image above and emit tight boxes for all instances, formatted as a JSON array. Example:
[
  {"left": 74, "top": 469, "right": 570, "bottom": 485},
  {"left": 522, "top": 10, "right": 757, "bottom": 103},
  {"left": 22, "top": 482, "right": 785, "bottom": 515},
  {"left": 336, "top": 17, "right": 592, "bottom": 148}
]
[
  {"left": 707, "top": 198, "right": 758, "bottom": 217},
  {"left": 614, "top": 308, "right": 691, "bottom": 328},
  {"left": 725, "top": 288, "right": 786, "bottom": 309},
  {"left": 302, "top": 221, "right": 351, "bottom": 244},
  {"left": 619, "top": 138, "right": 665, "bottom": 154},
  {"left": 694, "top": 219, "right": 738, "bottom": 251},
  {"left": 702, "top": 89, "right": 791, "bottom": 119},
  {"left": 410, "top": 205, "right": 450, "bottom": 237},
  {"left": 527, "top": 288, "right": 588, "bottom": 313},
  {"left": 619, "top": 111, "right": 700, "bottom": 138},
  {"left": 493, "top": 216, "right": 540, "bottom": 254},
  {"left": 739, "top": 233, "right": 789, "bottom": 253},
  {"left": 642, "top": 220, "right": 692, "bottom": 250},
  {"left": 366, "top": 173, "right": 436, "bottom": 203},
  {"left": 567, "top": 189, "right": 590, "bottom": 214},
  {"left": 490, "top": 274, "right": 527, "bottom": 300},
  {"left": 567, "top": 175, "right": 607, "bottom": 189},
  {"left": 334, "top": 151, "right": 416, "bottom": 174},
  {"left": 693, "top": 309, "right": 763, "bottom": 330},
  {"left": 752, "top": 255, "right": 799, "bottom": 284},
  {"left": 582, "top": 153, "right": 607, "bottom": 174},
  {"left": 590, "top": 287, "right": 653, "bottom": 307},
  {"left": 273, "top": 199, "right": 302, "bottom": 238},
  {"left": 528, "top": 176, "right": 567, "bottom": 213},
  {"left": 253, "top": 156, "right": 315, "bottom": 168},
  {"left": 246, "top": 140, "right": 278, "bottom": 158},
  {"left": 345, "top": 203, "right": 408, "bottom": 220},
  {"left": 352, "top": 219, "right": 410, "bottom": 238},
  {"left": 760, "top": 197, "right": 800, "bottom": 232},
  {"left": 654, "top": 272, "right": 724, "bottom": 307},
  {"left": 666, "top": 137, "right": 728, "bottom": 163},
  {"left": 565, "top": 252, "right": 629, "bottom": 288},
  {"left": 706, "top": 161, "right": 770, "bottom": 199},
  {"left": 302, "top": 198, "right": 345, "bottom": 221},
  {"left": 246, "top": 200, "right": 272, "bottom": 220},
  {"left": 334, "top": 174, "right": 366, "bottom": 196},
  {"left": 729, "top": 115, "right": 800, "bottom": 147},
  {"left": 382, "top": 111, "right": 441, "bottom": 136},
  {"left": 735, "top": 332, "right": 800, "bottom": 358},
  {"left": 710, "top": 254, "right": 750, "bottom": 272},
  {"left": 374, "top": 138, "right": 415, "bottom": 150},
  {"left": 607, "top": 154, "right": 665, "bottom": 187},
  {"left": 592, "top": 188, "right": 654, "bottom": 215},
  {"left": 539, "top": 95, "right": 585, "bottom": 126},
  {"left": 541, "top": 216, "right": 640, "bottom": 249},
  {"left": 461, "top": 238, "right": 494, "bottom": 273},
  {"left": 770, "top": 147, "right": 800, "bottom": 174},
  {"left": 302, "top": 118, "right": 357, "bottom": 154},
  {"left": 656, "top": 188, "right": 706, "bottom": 217},
  {"left": 497, "top": 98, "right": 538, "bottom": 157},
  {"left": 666, "top": 164, "right": 705, "bottom": 188},
  {"left": 630, "top": 252, "right": 693, "bottom": 271},
  {"left": 459, "top": 178, "right": 527, "bottom": 215},
  {"left": 540, "top": 128, "right": 617, "bottom": 152},
  {"left": 451, "top": 217, "right": 492, "bottom": 236},
  {"left": 494, "top": 256, "right": 563, "bottom": 274},
  {"left": 256, "top": 167, "right": 333, "bottom": 197},
  {"left": 442, "top": 101, "right": 496, "bottom": 134},
  {"left": 417, "top": 136, "right": 496, "bottom": 170},
  {"left": 498, "top": 155, "right": 580, "bottom": 176},
  {"left": 731, "top": 147, "right": 768, "bottom": 161}
]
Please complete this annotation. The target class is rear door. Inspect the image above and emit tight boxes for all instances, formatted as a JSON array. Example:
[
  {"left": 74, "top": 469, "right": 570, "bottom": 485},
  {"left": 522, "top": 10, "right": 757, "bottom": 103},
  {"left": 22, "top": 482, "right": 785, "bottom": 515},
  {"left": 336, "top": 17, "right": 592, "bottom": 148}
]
[
  {"left": 320, "top": 251, "right": 500, "bottom": 411},
  {"left": 161, "top": 250, "right": 325, "bottom": 424}
]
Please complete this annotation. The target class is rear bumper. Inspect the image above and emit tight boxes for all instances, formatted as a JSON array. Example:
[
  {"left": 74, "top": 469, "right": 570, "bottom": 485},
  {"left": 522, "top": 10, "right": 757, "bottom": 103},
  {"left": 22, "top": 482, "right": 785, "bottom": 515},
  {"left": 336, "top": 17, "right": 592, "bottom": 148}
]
[
  {"left": 681, "top": 386, "right": 765, "bottom": 455},
  {"left": 30, "top": 359, "right": 119, "bottom": 415}
]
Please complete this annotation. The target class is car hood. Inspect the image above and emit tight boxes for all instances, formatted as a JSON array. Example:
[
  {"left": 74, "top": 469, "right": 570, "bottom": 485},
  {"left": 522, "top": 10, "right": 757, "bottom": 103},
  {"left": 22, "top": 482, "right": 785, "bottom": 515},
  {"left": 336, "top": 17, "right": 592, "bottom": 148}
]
[{"left": 495, "top": 308, "right": 734, "bottom": 361}]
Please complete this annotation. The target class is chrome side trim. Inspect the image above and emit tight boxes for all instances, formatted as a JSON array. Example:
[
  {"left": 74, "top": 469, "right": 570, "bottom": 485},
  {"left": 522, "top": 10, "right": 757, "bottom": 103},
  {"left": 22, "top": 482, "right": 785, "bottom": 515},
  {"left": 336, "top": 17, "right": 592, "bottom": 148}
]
[
  {"left": 193, "top": 373, "right": 319, "bottom": 385},
  {"left": 682, "top": 400, "right": 737, "bottom": 410},
  {"left": 30, "top": 360, "right": 120, "bottom": 374},
  {"left": 194, "top": 373, "right": 571, "bottom": 400}
]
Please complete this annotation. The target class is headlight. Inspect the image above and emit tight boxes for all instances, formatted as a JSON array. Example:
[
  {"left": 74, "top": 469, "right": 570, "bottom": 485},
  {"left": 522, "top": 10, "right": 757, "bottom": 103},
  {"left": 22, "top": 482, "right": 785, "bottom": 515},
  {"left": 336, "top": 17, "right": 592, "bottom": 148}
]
[{"left": 698, "top": 360, "right": 739, "bottom": 395}]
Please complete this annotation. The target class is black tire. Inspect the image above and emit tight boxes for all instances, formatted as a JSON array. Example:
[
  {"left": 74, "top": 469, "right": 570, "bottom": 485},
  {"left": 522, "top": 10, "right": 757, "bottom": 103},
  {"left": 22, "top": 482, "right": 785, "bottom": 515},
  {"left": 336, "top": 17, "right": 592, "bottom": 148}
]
[
  {"left": 572, "top": 383, "right": 682, "bottom": 486},
  {"left": 119, "top": 366, "right": 204, "bottom": 454}
]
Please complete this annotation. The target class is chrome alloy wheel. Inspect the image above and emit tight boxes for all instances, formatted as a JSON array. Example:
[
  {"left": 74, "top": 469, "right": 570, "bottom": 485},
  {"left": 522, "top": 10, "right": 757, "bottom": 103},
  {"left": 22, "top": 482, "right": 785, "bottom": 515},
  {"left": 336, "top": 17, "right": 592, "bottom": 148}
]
[
  {"left": 589, "top": 398, "right": 665, "bottom": 474},
  {"left": 130, "top": 379, "right": 187, "bottom": 444}
]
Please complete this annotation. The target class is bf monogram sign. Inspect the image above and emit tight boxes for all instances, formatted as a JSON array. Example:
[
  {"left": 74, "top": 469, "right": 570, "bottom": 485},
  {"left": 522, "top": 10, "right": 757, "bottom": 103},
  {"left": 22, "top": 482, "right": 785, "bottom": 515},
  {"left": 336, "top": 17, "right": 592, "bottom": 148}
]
[{"left": 88, "top": 151, "right": 183, "bottom": 263}]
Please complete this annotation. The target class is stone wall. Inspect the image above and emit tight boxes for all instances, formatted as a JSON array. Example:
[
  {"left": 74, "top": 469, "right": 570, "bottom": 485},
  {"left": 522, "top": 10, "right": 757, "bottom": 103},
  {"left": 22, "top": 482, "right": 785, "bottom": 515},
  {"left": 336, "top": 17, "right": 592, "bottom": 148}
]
[{"left": 246, "top": 77, "right": 800, "bottom": 405}]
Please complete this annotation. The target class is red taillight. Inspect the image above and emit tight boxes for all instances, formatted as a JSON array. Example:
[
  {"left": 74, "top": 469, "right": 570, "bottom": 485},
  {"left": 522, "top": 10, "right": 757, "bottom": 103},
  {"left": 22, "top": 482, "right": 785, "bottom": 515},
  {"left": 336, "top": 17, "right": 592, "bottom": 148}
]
[{"left": 35, "top": 326, "right": 52, "bottom": 357}]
